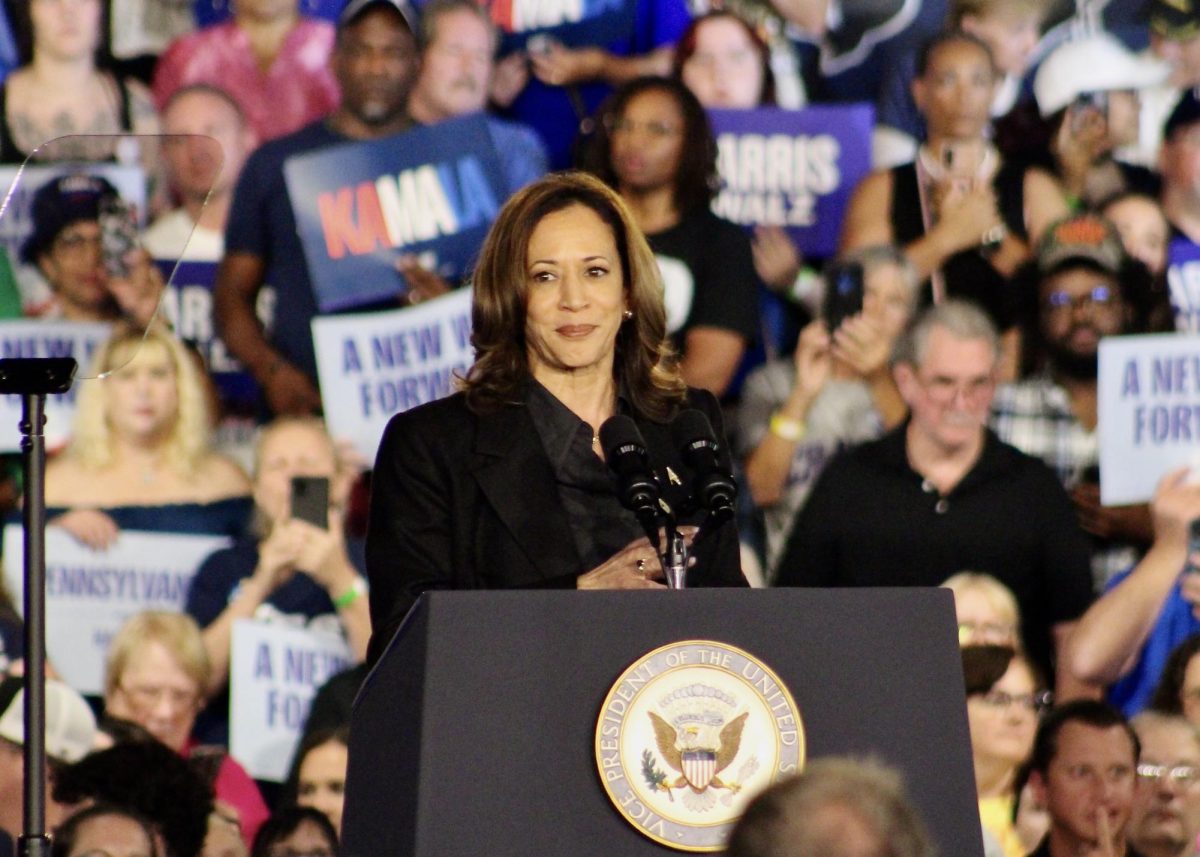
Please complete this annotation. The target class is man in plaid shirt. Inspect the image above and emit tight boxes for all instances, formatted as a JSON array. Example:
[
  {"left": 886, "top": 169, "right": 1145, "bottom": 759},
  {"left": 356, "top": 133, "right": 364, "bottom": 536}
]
[{"left": 991, "top": 213, "right": 1151, "bottom": 592}]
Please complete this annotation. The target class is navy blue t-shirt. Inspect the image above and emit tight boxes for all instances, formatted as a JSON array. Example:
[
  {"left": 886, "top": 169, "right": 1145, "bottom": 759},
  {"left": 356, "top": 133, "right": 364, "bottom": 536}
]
[{"left": 224, "top": 120, "right": 347, "bottom": 385}]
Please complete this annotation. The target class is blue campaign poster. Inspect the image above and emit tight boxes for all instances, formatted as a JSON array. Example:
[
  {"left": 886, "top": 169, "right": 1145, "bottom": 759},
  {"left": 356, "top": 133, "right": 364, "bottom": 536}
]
[
  {"left": 1167, "top": 237, "right": 1200, "bottom": 333},
  {"left": 707, "top": 105, "right": 875, "bottom": 258},
  {"left": 284, "top": 114, "right": 506, "bottom": 313}
]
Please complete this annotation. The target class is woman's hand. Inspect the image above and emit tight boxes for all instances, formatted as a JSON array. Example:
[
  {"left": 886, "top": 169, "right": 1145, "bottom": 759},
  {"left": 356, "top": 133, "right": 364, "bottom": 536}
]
[
  {"left": 293, "top": 511, "right": 356, "bottom": 593},
  {"left": 50, "top": 509, "right": 120, "bottom": 550},
  {"left": 752, "top": 226, "right": 802, "bottom": 292},
  {"left": 931, "top": 181, "right": 1004, "bottom": 256},
  {"left": 252, "top": 520, "right": 306, "bottom": 593},
  {"left": 108, "top": 248, "right": 165, "bottom": 328},
  {"left": 792, "top": 319, "right": 832, "bottom": 401},
  {"left": 831, "top": 314, "right": 892, "bottom": 379},
  {"left": 529, "top": 42, "right": 606, "bottom": 87},
  {"left": 576, "top": 536, "right": 668, "bottom": 590}
]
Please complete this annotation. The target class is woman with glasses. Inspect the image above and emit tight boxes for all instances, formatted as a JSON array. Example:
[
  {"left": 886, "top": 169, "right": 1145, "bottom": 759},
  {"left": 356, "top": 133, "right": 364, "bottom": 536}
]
[
  {"left": 580, "top": 76, "right": 759, "bottom": 398},
  {"left": 963, "top": 644, "right": 1050, "bottom": 857},
  {"left": 250, "top": 808, "right": 337, "bottom": 857},
  {"left": 102, "top": 611, "right": 268, "bottom": 849}
]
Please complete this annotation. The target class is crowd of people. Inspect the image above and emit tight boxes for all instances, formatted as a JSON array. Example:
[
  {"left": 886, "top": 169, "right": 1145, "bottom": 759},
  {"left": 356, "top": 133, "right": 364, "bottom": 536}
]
[{"left": 1, "top": 0, "right": 1200, "bottom": 853}]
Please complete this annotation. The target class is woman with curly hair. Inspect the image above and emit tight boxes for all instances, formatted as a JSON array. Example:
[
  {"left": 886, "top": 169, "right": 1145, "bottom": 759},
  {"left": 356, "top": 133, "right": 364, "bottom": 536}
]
[{"left": 580, "top": 76, "right": 760, "bottom": 398}]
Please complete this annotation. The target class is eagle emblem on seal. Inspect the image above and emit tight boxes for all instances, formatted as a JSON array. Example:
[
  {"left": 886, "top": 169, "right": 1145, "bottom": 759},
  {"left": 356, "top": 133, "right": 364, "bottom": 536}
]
[{"left": 643, "top": 684, "right": 751, "bottom": 803}]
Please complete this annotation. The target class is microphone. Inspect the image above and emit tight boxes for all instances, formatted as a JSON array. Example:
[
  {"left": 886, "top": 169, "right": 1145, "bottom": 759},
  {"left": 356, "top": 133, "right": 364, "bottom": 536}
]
[
  {"left": 672, "top": 409, "right": 736, "bottom": 525},
  {"left": 599, "top": 415, "right": 664, "bottom": 543}
]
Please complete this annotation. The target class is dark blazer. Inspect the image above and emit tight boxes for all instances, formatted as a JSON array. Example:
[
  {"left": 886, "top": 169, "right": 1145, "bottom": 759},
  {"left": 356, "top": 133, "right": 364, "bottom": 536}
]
[{"left": 365, "top": 387, "right": 746, "bottom": 663}]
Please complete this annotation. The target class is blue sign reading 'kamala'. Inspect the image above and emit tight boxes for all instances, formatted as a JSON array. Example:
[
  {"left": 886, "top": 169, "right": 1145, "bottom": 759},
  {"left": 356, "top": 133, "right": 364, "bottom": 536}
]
[{"left": 284, "top": 115, "right": 506, "bottom": 313}]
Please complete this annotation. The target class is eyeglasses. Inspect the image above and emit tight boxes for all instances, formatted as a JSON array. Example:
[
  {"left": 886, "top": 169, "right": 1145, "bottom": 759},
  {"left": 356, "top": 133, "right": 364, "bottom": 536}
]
[
  {"left": 1137, "top": 763, "right": 1200, "bottom": 787},
  {"left": 915, "top": 374, "right": 995, "bottom": 405},
  {"left": 978, "top": 689, "right": 1053, "bottom": 713},
  {"left": 1044, "top": 285, "right": 1117, "bottom": 314},
  {"left": 53, "top": 231, "right": 103, "bottom": 255},
  {"left": 957, "top": 621, "right": 1016, "bottom": 645},
  {"left": 119, "top": 683, "right": 199, "bottom": 710},
  {"left": 604, "top": 116, "right": 681, "bottom": 139}
]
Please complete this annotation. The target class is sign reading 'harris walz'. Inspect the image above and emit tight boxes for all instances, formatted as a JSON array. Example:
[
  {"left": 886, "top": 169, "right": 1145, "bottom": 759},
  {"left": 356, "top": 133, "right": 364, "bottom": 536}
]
[{"left": 284, "top": 114, "right": 506, "bottom": 313}]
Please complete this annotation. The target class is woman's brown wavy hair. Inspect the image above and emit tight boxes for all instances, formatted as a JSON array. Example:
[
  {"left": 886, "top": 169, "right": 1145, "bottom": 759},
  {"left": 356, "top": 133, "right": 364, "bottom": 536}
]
[{"left": 461, "top": 171, "right": 686, "bottom": 421}]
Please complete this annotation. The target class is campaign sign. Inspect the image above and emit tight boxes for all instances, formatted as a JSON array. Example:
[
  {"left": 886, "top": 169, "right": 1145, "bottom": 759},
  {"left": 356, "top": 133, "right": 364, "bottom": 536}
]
[
  {"left": 0, "top": 320, "right": 110, "bottom": 451},
  {"left": 229, "top": 620, "right": 352, "bottom": 782},
  {"left": 1167, "top": 237, "right": 1200, "bottom": 333},
  {"left": 708, "top": 105, "right": 874, "bottom": 257},
  {"left": 155, "top": 260, "right": 271, "bottom": 413},
  {"left": 458, "top": 0, "right": 638, "bottom": 56},
  {"left": 1098, "top": 334, "right": 1200, "bottom": 505},
  {"left": 313, "top": 288, "right": 473, "bottom": 462},
  {"left": 2, "top": 525, "right": 228, "bottom": 694},
  {"left": 285, "top": 115, "right": 505, "bottom": 313}
]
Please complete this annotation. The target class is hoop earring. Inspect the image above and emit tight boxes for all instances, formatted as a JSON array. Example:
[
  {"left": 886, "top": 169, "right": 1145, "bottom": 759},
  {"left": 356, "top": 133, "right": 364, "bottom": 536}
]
[{"left": 623, "top": 310, "right": 634, "bottom": 321}]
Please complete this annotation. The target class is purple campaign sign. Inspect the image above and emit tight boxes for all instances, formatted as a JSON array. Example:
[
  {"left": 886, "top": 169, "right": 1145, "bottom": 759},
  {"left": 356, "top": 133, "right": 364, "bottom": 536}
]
[
  {"left": 154, "top": 259, "right": 263, "bottom": 411},
  {"left": 1167, "top": 236, "right": 1200, "bottom": 332},
  {"left": 284, "top": 114, "right": 506, "bottom": 313},
  {"left": 708, "top": 105, "right": 875, "bottom": 257}
]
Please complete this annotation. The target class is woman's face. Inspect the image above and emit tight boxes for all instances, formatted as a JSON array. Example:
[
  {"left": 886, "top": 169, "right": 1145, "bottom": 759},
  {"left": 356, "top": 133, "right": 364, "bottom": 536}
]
[
  {"left": 609, "top": 89, "right": 686, "bottom": 197},
  {"left": 861, "top": 262, "right": 914, "bottom": 341},
  {"left": 105, "top": 342, "right": 180, "bottom": 447},
  {"left": 1105, "top": 196, "right": 1168, "bottom": 276},
  {"left": 967, "top": 660, "right": 1039, "bottom": 769},
  {"left": 264, "top": 819, "right": 336, "bottom": 857},
  {"left": 1105, "top": 91, "right": 1141, "bottom": 149},
  {"left": 913, "top": 40, "right": 996, "bottom": 140},
  {"left": 954, "top": 587, "right": 1018, "bottom": 647},
  {"left": 67, "top": 812, "right": 155, "bottom": 857},
  {"left": 104, "top": 639, "right": 202, "bottom": 753},
  {"left": 523, "top": 203, "right": 627, "bottom": 383},
  {"left": 297, "top": 740, "right": 349, "bottom": 833},
  {"left": 680, "top": 17, "right": 765, "bottom": 109},
  {"left": 31, "top": 0, "right": 101, "bottom": 63},
  {"left": 254, "top": 422, "right": 343, "bottom": 525}
]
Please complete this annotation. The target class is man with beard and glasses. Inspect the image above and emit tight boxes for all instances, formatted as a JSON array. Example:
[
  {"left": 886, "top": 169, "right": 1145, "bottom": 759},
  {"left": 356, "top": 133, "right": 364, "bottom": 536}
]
[
  {"left": 1129, "top": 712, "right": 1200, "bottom": 857},
  {"left": 775, "top": 300, "right": 1094, "bottom": 693},
  {"left": 991, "top": 213, "right": 1150, "bottom": 593},
  {"left": 214, "top": 0, "right": 420, "bottom": 416}
]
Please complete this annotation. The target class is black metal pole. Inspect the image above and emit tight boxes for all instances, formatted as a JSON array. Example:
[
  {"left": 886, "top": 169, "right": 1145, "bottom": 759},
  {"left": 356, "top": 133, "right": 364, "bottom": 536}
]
[
  {"left": 0, "top": 358, "right": 76, "bottom": 857},
  {"left": 19, "top": 390, "right": 48, "bottom": 857}
]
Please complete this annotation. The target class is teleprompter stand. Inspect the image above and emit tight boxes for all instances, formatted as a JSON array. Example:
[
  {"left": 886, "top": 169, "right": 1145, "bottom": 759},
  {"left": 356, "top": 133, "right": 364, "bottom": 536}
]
[
  {"left": 0, "top": 358, "right": 77, "bottom": 857},
  {"left": 342, "top": 588, "right": 984, "bottom": 857}
]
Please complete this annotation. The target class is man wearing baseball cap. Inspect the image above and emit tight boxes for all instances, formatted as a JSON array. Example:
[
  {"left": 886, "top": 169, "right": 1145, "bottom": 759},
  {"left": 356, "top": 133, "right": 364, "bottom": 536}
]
[
  {"left": 991, "top": 213, "right": 1147, "bottom": 589},
  {"left": 20, "top": 174, "right": 161, "bottom": 325},
  {"left": 0, "top": 676, "right": 96, "bottom": 853},
  {"left": 215, "top": 0, "right": 421, "bottom": 416}
]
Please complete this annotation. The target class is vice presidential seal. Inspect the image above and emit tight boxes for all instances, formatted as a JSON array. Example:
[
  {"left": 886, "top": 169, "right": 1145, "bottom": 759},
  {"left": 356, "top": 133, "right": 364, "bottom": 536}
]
[{"left": 595, "top": 640, "right": 804, "bottom": 852}]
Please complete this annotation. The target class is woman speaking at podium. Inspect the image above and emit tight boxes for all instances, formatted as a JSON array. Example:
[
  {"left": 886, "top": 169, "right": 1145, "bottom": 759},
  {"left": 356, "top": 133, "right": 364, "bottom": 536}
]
[{"left": 365, "top": 172, "right": 746, "bottom": 663}]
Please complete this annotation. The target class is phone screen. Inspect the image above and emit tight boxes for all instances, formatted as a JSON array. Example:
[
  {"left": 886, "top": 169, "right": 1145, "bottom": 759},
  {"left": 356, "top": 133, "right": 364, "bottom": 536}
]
[
  {"left": 822, "top": 261, "right": 865, "bottom": 332},
  {"left": 99, "top": 199, "right": 138, "bottom": 279},
  {"left": 291, "top": 476, "right": 329, "bottom": 530}
]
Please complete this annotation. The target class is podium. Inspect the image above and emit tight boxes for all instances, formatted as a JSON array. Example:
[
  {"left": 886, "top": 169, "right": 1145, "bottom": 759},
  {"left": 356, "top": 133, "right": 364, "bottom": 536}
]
[{"left": 341, "top": 589, "right": 983, "bottom": 856}]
